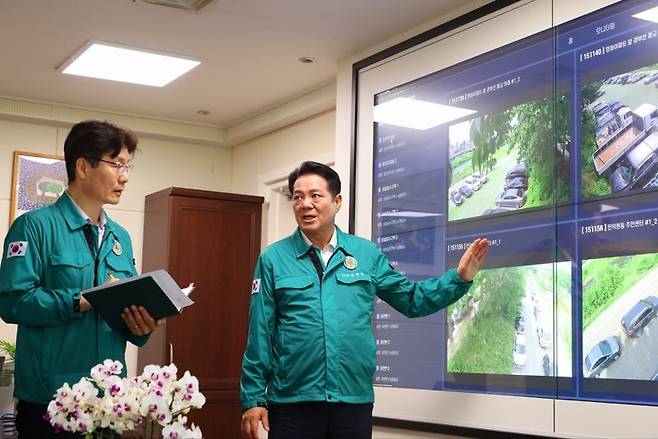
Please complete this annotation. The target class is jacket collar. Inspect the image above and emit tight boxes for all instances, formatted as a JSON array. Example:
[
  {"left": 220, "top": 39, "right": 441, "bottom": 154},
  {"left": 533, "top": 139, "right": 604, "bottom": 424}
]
[
  {"left": 293, "top": 226, "right": 353, "bottom": 258},
  {"left": 56, "top": 192, "right": 115, "bottom": 234}
]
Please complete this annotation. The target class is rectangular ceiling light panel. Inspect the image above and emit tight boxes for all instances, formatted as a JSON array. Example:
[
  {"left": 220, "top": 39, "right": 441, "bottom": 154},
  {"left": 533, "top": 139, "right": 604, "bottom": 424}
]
[
  {"left": 632, "top": 6, "right": 658, "bottom": 23},
  {"left": 59, "top": 42, "right": 201, "bottom": 87},
  {"left": 373, "top": 97, "right": 477, "bottom": 130}
]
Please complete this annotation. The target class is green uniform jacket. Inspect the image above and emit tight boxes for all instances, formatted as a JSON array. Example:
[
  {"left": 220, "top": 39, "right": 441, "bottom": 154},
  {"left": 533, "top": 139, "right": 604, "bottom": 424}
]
[
  {"left": 0, "top": 193, "right": 148, "bottom": 404},
  {"left": 240, "top": 227, "right": 472, "bottom": 410}
]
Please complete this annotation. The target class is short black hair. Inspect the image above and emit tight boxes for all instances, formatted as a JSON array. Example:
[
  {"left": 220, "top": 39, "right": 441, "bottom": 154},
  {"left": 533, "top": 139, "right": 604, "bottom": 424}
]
[
  {"left": 64, "top": 120, "right": 138, "bottom": 183},
  {"left": 288, "top": 161, "right": 341, "bottom": 197}
]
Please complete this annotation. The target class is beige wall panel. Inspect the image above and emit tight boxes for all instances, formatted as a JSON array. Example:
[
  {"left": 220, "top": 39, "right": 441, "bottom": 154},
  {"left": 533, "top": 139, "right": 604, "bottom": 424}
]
[
  {"left": 0, "top": 120, "right": 59, "bottom": 201},
  {"left": 232, "top": 111, "right": 336, "bottom": 245},
  {"left": 231, "top": 111, "right": 335, "bottom": 196},
  {"left": 110, "top": 138, "right": 231, "bottom": 213}
]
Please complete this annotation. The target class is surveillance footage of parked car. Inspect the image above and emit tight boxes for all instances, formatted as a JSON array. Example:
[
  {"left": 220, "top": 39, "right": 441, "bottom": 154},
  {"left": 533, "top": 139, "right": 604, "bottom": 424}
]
[
  {"left": 447, "top": 94, "right": 570, "bottom": 221},
  {"left": 582, "top": 253, "right": 658, "bottom": 380},
  {"left": 581, "top": 64, "right": 658, "bottom": 198},
  {"left": 447, "top": 262, "right": 571, "bottom": 377}
]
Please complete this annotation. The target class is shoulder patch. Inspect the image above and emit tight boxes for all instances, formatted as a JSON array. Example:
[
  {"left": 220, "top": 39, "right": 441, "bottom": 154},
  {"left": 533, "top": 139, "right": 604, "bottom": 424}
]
[
  {"left": 7, "top": 241, "right": 28, "bottom": 258},
  {"left": 251, "top": 279, "right": 261, "bottom": 294}
]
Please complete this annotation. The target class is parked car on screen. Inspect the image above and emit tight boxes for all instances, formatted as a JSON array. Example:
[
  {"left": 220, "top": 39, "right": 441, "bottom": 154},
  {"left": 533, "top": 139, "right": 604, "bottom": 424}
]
[
  {"left": 583, "top": 336, "right": 622, "bottom": 378},
  {"left": 506, "top": 164, "right": 528, "bottom": 180},
  {"left": 515, "top": 313, "right": 525, "bottom": 333},
  {"left": 458, "top": 185, "right": 473, "bottom": 198},
  {"left": 609, "top": 164, "right": 633, "bottom": 193},
  {"left": 631, "top": 72, "right": 647, "bottom": 83},
  {"left": 450, "top": 190, "right": 464, "bottom": 206},
  {"left": 623, "top": 132, "right": 658, "bottom": 190},
  {"left": 595, "top": 111, "right": 616, "bottom": 134},
  {"left": 610, "top": 100, "right": 624, "bottom": 112},
  {"left": 644, "top": 172, "right": 658, "bottom": 189},
  {"left": 644, "top": 72, "right": 658, "bottom": 84},
  {"left": 537, "top": 322, "right": 552, "bottom": 349},
  {"left": 495, "top": 189, "right": 526, "bottom": 208},
  {"left": 542, "top": 354, "right": 552, "bottom": 376},
  {"left": 594, "top": 103, "right": 612, "bottom": 118},
  {"left": 482, "top": 207, "right": 514, "bottom": 215},
  {"left": 464, "top": 176, "right": 482, "bottom": 190},
  {"left": 471, "top": 171, "right": 488, "bottom": 184},
  {"left": 621, "top": 296, "right": 658, "bottom": 337},
  {"left": 513, "top": 333, "right": 526, "bottom": 368},
  {"left": 504, "top": 177, "right": 529, "bottom": 191},
  {"left": 591, "top": 101, "right": 607, "bottom": 112}
]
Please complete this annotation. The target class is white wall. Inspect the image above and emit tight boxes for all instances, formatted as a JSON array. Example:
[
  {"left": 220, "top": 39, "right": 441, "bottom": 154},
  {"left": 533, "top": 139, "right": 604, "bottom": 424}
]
[
  {"left": 231, "top": 110, "right": 336, "bottom": 246},
  {"left": 0, "top": 113, "right": 232, "bottom": 380}
]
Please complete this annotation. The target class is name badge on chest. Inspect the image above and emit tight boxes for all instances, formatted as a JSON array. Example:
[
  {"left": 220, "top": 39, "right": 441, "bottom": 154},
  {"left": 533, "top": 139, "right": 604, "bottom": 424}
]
[
  {"left": 344, "top": 256, "right": 358, "bottom": 270},
  {"left": 112, "top": 240, "right": 123, "bottom": 256}
]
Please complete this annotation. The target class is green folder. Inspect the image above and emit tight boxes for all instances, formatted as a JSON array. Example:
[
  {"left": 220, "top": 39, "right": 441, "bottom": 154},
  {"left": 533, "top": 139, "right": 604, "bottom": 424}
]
[{"left": 82, "top": 269, "right": 194, "bottom": 332}]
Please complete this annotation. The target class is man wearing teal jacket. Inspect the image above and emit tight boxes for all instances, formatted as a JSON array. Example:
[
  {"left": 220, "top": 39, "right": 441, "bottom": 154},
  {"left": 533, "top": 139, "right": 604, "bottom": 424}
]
[
  {"left": 0, "top": 120, "right": 159, "bottom": 438},
  {"left": 240, "top": 161, "right": 489, "bottom": 439}
]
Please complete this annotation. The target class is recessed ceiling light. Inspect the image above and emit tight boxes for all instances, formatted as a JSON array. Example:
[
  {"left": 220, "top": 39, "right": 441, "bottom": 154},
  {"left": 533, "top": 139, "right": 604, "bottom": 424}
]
[
  {"left": 633, "top": 6, "right": 658, "bottom": 23},
  {"left": 58, "top": 41, "right": 201, "bottom": 87},
  {"left": 373, "top": 97, "right": 477, "bottom": 130},
  {"left": 298, "top": 57, "right": 316, "bottom": 64}
]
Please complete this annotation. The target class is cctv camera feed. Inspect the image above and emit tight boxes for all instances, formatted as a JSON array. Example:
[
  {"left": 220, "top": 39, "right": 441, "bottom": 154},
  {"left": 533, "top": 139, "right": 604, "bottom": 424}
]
[
  {"left": 581, "top": 67, "right": 658, "bottom": 198},
  {"left": 448, "top": 94, "right": 571, "bottom": 222},
  {"left": 447, "top": 262, "right": 571, "bottom": 378},
  {"left": 582, "top": 253, "right": 658, "bottom": 381},
  {"left": 371, "top": 0, "right": 658, "bottom": 405}
]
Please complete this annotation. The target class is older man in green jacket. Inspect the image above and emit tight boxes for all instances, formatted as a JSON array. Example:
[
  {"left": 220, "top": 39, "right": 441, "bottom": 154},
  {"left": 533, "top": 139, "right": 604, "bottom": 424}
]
[
  {"left": 240, "top": 161, "right": 488, "bottom": 439},
  {"left": 0, "top": 120, "right": 159, "bottom": 438}
]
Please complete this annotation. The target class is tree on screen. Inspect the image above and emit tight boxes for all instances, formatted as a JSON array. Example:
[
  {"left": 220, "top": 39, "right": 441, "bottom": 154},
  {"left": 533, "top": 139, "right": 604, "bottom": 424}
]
[
  {"left": 470, "top": 111, "right": 513, "bottom": 173},
  {"left": 580, "top": 81, "right": 611, "bottom": 197},
  {"left": 581, "top": 109, "right": 611, "bottom": 196},
  {"left": 511, "top": 93, "right": 571, "bottom": 207},
  {"left": 448, "top": 267, "right": 524, "bottom": 374}
]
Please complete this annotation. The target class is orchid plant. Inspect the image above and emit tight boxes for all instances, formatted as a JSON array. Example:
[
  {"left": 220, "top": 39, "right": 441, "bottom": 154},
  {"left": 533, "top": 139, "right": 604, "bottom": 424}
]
[{"left": 47, "top": 360, "right": 206, "bottom": 438}]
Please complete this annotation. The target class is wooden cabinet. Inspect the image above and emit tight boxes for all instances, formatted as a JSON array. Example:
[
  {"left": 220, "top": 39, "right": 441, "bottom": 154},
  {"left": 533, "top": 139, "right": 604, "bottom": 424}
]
[{"left": 138, "top": 187, "right": 263, "bottom": 439}]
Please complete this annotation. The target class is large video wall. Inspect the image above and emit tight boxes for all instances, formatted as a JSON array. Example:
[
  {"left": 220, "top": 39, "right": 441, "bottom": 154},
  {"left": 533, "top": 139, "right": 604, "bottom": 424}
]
[{"left": 372, "top": 0, "right": 658, "bottom": 406}]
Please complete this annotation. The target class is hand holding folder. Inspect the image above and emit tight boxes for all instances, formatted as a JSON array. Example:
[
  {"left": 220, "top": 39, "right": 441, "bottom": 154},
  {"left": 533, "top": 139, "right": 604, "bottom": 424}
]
[{"left": 82, "top": 269, "right": 195, "bottom": 332}]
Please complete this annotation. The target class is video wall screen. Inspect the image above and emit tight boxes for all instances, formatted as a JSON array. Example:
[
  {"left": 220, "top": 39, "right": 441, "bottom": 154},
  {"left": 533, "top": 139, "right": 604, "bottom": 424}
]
[{"left": 371, "top": 0, "right": 658, "bottom": 406}]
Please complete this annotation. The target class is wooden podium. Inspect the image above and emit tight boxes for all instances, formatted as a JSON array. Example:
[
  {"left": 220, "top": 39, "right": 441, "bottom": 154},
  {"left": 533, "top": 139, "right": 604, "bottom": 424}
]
[{"left": 138, "top": 187, "right": 263, "bottom": 438}]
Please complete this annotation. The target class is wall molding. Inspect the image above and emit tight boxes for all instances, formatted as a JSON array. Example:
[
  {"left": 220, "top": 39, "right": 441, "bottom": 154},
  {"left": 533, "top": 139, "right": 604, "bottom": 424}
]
[{"left": 0, "top": 83, "right": 336, "bottom": 148}]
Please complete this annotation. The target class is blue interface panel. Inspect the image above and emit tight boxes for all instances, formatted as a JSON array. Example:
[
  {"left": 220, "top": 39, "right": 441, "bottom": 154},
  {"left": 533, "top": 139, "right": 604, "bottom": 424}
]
[{"left": 372, "top": 0, "right": 658, "bottom": 405}]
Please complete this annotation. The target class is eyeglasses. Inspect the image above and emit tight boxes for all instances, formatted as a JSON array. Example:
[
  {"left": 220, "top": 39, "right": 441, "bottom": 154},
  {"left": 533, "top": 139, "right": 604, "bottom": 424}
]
[{"left": 97, "top": 159, "right": 134, "bottom": 175}]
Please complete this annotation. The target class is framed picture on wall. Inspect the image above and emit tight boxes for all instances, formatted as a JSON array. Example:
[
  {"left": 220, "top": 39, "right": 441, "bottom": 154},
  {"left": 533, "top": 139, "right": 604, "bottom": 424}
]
[{"left": 10, "top": 151, "right": 67, "bottom": 224}]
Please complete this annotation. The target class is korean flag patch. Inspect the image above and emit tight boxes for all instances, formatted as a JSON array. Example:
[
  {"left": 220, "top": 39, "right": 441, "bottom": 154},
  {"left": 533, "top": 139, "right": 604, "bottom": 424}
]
[
  {"left": 7, "top": 241, "right": 28, "bottom": 259},
  {"left": 251, "top": 279, "right": 261, "bottom": 295}
]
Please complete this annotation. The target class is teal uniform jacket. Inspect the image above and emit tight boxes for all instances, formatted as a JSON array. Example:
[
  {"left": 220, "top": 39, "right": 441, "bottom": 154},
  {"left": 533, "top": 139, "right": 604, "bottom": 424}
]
[
  {"left": 0, "top": 193, "right": 148, "bottom": 404},
  {"left": 240, "top": 227, "right": 472, "bottom": 410}
]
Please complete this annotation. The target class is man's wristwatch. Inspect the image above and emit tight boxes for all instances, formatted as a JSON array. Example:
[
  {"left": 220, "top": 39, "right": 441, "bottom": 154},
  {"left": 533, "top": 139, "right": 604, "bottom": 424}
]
[
  {"left": 257, "top": 401, "right": 268, "bottom": 409},
  {"left": 73, "top": 292, "right": 81, "bottom": 313}
]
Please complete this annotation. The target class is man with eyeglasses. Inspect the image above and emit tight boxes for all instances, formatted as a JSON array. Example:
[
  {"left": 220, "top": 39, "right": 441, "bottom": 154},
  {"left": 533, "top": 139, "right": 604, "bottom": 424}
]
[{"left": 0, "top": 120, "right": 160, "bottom": 438}]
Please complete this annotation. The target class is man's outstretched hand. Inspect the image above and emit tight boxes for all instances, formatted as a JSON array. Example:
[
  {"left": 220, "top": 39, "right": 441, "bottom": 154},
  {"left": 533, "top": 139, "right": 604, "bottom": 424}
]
[{"left": 457, "top": 238, "right": 489, "bottom": 282}]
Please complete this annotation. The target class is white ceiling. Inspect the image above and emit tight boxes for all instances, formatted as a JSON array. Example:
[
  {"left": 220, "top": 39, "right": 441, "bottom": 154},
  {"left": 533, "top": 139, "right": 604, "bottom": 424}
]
[{"left": 0, "top": 0, "right": 475, "bottom": 128}]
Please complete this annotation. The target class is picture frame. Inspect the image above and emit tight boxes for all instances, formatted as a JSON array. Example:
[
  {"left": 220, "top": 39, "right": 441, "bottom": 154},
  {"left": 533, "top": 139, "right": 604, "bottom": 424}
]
[{"left": 10, "top": 151, "right": 67, "bottom": 224}]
